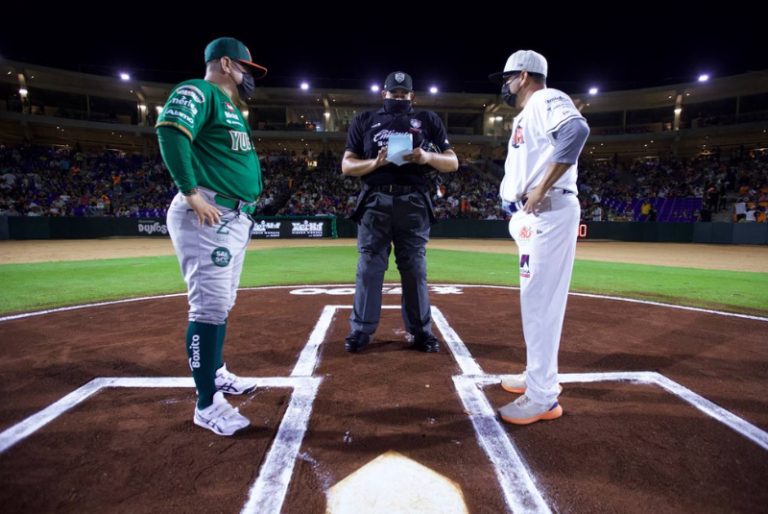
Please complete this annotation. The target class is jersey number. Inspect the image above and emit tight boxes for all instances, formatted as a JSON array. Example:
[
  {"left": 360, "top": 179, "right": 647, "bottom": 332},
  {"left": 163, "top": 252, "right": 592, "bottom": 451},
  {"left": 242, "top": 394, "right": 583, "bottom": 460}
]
[{"left": 229, "top": 131, "right": 253, "bottom": 152}]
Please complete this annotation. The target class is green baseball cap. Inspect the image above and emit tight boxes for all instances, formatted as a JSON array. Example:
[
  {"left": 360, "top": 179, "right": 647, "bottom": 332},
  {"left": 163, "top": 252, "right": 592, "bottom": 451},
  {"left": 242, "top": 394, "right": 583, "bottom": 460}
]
[{"left": 204, "top": 37, "right": 268, "bottom": 78}]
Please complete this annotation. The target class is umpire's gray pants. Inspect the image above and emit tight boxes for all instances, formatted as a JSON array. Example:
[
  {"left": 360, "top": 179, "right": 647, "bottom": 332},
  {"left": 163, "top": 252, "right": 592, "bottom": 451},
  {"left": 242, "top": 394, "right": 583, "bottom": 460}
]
[{"left": 350, "top": 191, "right": 432, "bottom": 336}]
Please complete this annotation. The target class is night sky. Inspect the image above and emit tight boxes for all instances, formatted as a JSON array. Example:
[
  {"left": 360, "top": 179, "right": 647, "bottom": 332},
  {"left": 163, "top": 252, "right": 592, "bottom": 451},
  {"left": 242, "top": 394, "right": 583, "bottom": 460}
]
[{"left": 1, "top": 6, "right": 764, "bottom": 96}]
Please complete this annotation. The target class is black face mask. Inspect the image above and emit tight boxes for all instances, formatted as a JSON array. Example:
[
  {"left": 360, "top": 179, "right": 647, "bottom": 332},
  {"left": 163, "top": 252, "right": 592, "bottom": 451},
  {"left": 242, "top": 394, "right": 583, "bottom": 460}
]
[
  {"left": 384, "top": 98, "right": 411, "bottom": 114},
  {"left": 501, "top": 82, "right": 516, "bottom": 108},
  {"left": 237, "top": 73, "right": 255, "bottom": 101}
]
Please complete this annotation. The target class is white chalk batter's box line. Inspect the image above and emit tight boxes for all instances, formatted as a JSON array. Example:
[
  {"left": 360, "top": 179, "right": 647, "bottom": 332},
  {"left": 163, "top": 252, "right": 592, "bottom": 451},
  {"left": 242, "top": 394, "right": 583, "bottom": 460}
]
[{"left": 1, "top": 304, "right": 767, "bottom": 514}]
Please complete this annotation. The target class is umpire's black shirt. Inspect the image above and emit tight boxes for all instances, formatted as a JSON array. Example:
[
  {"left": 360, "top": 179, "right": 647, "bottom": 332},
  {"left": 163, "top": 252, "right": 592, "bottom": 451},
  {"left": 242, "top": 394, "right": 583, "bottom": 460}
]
[{"left": 345, "top": 105, "right": 453, "bottom": 186}]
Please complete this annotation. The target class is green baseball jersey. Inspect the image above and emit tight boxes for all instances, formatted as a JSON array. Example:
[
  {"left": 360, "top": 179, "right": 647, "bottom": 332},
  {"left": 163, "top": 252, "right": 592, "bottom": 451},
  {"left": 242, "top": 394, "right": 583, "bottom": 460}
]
[{"left": 156, "top": 79, "right": 262, "bottom": 202}]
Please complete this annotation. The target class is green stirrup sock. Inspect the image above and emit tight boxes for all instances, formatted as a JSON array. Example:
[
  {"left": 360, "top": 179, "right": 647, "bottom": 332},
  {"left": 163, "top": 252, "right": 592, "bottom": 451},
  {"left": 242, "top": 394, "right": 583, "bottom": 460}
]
[
  {"left": 186, "top": 321, "right": 219, "bottom": 410},
  {"left": 215, "top": 319, "right": 228, "bottom": 371}
]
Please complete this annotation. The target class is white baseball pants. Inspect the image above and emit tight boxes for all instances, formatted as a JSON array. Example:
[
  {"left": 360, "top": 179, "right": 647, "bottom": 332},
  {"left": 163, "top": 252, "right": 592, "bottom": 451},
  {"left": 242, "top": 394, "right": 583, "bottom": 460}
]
[{"left": 509, "top": 190, "right": 580, "bottom": 405}]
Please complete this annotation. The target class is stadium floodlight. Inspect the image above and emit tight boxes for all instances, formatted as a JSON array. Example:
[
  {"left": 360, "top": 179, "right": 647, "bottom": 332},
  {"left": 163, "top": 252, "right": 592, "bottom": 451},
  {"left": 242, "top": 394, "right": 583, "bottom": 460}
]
[
  {"left": 430, "top": 86, "right": 438, "bottom": 94},
  {"left": 698, "top": 74, "right": 709, "bottom": 82},
  {"left": 589, "top": 87, "right": 598, "bottom": 95},
  {"left": 371, "top": 85, "right": 380, "bottom": 92},
  {"left": 300, "top": 83, "right": 309, "bottom": 90},
  {"left": 120, "top": 73, "right": 130, "bottom": 81}
]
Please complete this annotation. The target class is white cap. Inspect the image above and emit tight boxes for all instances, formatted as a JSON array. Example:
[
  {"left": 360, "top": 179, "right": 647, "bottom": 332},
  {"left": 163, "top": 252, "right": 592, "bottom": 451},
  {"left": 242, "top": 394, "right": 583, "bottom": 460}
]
[{"left": 488, "top": 50, "right": 548, "bottom": 84}]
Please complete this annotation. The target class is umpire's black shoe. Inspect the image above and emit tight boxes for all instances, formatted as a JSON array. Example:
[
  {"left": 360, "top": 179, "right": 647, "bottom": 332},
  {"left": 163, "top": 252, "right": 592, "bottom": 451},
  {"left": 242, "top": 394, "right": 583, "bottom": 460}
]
[
  {"left": 413, "top": 332, "right": 440, "bottom": 353},
  {"left": 345, "top": 331, "right": 372, "bottom": 353}
]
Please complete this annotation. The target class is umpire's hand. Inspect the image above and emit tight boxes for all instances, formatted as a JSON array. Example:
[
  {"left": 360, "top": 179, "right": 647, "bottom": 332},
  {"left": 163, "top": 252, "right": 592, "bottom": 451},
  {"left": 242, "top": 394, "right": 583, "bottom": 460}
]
[
  {"left": 185, "top": 194, "right": 223, "bottom": 227},
  {"left": 403, "top": 148, "right": 432, "bottom": 165}
]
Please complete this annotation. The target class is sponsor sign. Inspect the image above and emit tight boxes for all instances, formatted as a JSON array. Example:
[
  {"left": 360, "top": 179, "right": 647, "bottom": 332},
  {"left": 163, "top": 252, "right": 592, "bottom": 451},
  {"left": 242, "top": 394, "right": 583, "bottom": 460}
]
[
  {"left": 137, "top": 219, "right": 168, "bottom": 236},
  {"left": 252, "top": 220, "right": 282, "bottom": 238}
]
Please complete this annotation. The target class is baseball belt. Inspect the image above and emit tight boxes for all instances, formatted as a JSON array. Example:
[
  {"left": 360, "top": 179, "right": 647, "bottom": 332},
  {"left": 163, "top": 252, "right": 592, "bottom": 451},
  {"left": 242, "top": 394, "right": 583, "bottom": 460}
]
[{"left": 213, "top": 194, "right": 257, "bottom": 215}]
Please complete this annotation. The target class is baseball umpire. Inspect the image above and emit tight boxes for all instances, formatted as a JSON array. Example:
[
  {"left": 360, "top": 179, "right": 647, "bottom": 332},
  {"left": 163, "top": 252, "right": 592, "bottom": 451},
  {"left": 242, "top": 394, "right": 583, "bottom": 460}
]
[
  {"left": 157, "top": 37, "right": 267, "bottom": 436},
  {"left": 488, "top": 50, "right": 589, "bottom": 425},
  {"left": 342, "top": 71, "right": 458, "bottom": 353}
]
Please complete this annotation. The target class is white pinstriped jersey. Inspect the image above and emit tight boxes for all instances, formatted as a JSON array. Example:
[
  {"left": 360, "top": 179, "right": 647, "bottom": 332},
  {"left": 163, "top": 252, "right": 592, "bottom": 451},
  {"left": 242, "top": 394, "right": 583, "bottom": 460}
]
[{"left": 500, "top": 88, "right": 584, "bottom": 202}]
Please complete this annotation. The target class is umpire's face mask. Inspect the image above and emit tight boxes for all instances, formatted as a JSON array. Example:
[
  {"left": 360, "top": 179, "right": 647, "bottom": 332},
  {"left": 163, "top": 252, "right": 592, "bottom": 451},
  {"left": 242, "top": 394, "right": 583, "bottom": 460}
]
[
  {"left": 383, "top": 90, "right": 412, "bottom": 114},
  {"left": 384, "top": 98, "right": 411, "bottom": 114}
]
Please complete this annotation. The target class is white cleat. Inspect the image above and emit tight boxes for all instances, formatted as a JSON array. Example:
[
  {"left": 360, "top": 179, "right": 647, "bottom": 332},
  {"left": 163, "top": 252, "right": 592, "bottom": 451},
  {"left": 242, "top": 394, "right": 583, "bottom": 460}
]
[
  {"left": 215, "top": 364, "right": 258, "bottom": 395},
  {"left": 194, "top": 391, "right": 250, "bottom": 436},
  {"left": 500, "top": 371, "right": 563, "bottom": 394},
  {"left": 498, "top": 394, "right": 563, "bottom": 425}
]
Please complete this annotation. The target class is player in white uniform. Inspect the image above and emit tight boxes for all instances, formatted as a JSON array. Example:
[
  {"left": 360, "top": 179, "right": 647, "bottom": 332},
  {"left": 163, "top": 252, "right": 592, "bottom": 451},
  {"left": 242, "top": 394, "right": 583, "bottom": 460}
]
[{"left": 488, "top": 50, "right": 590, "bottom": 425}]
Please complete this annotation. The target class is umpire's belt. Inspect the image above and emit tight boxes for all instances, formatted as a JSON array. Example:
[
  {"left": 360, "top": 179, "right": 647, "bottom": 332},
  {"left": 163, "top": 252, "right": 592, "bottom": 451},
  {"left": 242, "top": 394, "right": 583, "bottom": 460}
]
[
  {"left": 213, "top": 194, "right": 257, "bottom": 215},
  {"left": 369, "top": 184, "right": 429, "bottom": 195}
]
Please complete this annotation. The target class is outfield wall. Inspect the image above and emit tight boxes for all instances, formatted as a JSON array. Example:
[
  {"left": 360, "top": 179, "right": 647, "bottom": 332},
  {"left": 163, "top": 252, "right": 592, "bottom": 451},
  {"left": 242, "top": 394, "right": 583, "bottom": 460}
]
[{"left": 0, "top": 217, "right": 766, "bottom": 245}]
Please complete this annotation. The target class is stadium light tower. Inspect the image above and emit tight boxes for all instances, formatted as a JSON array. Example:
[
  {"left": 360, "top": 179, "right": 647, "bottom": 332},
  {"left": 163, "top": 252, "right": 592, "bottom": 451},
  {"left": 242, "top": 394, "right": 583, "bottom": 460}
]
[
  {"left": 371, "top": 85, "right": 380, "bottom": 92},
  {"left": 589, "top": 87, "right": 599, "bottom": 95},
  {"left": 698, "top": 74, "right": 709, "bottom": 82},
  {"left": 120, "top": 73, "right": 130, "bottom": 81},
  {"left": 430, "top": 86, "right": 438, "bottom": 94},
  {"left": 300, "top": 82, "right": 309, "bottom": 90}
]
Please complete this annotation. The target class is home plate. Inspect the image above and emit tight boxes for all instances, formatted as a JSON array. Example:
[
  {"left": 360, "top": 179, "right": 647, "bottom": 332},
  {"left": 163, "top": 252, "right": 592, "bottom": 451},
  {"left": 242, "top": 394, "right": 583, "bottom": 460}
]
[{"left": 326, "top": 451, "right": 469, "bottom": 514}]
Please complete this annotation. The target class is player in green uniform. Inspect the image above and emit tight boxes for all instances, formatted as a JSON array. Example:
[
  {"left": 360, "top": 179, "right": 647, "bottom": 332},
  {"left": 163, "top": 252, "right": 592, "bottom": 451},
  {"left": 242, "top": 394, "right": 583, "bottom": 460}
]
[{"left": 157, "top": 37, "right": 267, "bottom": 436}]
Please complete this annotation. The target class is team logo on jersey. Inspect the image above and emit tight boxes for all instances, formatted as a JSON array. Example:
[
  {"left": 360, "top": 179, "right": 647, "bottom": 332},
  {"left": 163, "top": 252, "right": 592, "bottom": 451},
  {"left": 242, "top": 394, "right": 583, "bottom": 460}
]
[
  {"left": 224, "top": 102, "right": 236, "bottom": 113},
  {"left": 212, "top": 247, "right": 232, "bottom": 267},
  {"left": 410, "top": 119, "right": 422, "bottom": 129},
  {"left": 520, "top": 254, "right": 531, "bottom": 278},
  {"left": 511, "top": 124, "right": 525, "bottom": 149},
  {"left": 518, "top": 226, "right": 532, "bottom": 243},
  {"left": 395, "top": 73, "right": 405, "bottom": 83}
]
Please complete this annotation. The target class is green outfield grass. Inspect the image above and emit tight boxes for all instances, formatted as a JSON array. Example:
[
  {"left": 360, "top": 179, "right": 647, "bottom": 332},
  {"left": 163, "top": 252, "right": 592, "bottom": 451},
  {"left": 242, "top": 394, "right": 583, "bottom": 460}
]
[{"left": 1, "top": 246, "right": 766, "bottom": 316}]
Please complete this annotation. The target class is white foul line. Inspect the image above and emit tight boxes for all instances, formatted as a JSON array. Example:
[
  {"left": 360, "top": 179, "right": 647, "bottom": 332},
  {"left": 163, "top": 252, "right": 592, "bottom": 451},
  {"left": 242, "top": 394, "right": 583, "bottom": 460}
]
[
  {"left": 291, "top": 306, "right": 337, "bottom": 377},
  {"left": 240, "top": 378, "right": 322, "bottom": 514},
  {"left": 453, "top": 376, "right": 552, "bottom": 514}
]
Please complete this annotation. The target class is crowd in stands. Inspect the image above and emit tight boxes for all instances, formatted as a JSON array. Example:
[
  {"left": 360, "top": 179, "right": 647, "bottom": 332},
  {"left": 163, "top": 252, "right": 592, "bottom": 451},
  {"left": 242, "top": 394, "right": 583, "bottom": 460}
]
[
  {"left": 0, "top": 145, "right": 305, "bottom": 218},
  {"left": 261, "top": 122, "right": 317, "bottom": 131},
  {"left": 577, "top": 150, "right": 768, "bottom": 222},
  {"left": 2, "top": 143, "right": 767, "bottom": 224},
  {"left": 0, "top": 144, "right": 170, "bottom": 218},
  {"left": 277, "top": 152, "right": 356, "bottom": 217}
]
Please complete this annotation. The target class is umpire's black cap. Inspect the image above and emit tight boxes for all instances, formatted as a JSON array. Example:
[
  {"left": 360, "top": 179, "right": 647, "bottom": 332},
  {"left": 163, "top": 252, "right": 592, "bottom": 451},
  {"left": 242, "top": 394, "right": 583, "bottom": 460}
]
[{"left": 383, "top": 71, "right": 413, "bottom": 92}]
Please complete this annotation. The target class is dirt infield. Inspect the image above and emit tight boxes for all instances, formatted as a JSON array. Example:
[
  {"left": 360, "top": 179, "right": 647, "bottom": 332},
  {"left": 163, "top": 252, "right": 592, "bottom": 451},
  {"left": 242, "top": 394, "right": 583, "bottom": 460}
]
[
  {"left": 2, "top": 238, "right": 768, "bottom": 272},
  {"left": 1, "top": 286, "right": 766, "bottom": 513}
]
